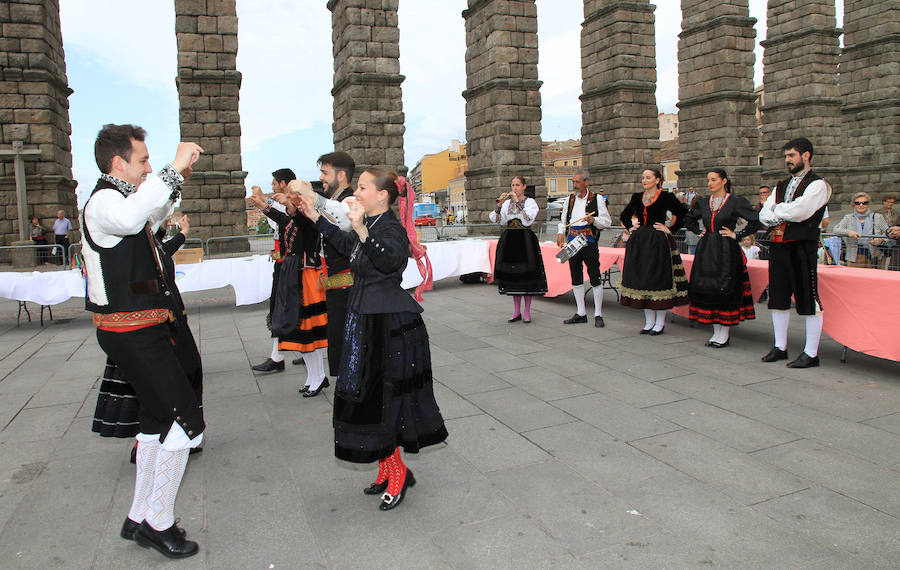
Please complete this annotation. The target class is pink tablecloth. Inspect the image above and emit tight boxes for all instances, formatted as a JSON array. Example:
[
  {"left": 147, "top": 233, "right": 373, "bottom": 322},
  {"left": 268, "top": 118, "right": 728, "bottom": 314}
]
[{"left": 486, "top": 240, "right": 900, "bottom": 361}]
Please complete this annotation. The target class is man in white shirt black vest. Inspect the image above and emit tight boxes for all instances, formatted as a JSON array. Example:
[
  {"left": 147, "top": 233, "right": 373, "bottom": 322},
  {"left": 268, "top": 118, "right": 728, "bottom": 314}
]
[
  {"left": 82, "top": 124, "right": 204, "bottom": 558},
  {"left": 758, "top": 137, "right": 830, "bottom": 368},
  {"left": 555, "top": 170, "right": 612, "bottom": 327}
]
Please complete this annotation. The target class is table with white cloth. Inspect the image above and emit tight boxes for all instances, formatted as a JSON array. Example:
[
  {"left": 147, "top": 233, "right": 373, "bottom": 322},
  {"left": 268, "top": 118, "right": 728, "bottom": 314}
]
[{"left": 0, "top": 239, "right": 493, "bottom": 308}]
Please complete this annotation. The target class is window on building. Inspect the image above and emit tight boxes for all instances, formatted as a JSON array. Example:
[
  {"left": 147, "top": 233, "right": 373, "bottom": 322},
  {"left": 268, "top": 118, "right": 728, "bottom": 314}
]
[
  {"left": 573, "top": 160, "right": 577, "bottom": 166},
  {"left": 567, "top": 179, "right": 574, "bottom": 191},
  {"left": 549, "top": 179, "right": 557, "bottom": 193}
]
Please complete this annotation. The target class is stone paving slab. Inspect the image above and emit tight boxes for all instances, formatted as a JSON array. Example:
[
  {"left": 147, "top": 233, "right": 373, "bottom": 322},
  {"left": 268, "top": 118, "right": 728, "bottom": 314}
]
[{"left": 0, "top": 280, "right": 898, "bottom": 568}]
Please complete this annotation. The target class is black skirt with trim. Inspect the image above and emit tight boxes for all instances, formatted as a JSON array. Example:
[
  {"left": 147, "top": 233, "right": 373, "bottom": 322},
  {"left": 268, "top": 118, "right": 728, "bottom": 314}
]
[
  {"left": 620, "top": 227, "right": 689, "bottom": 309},
  {"left": 334, "top": 311, "right": 447, "bottom": 464},
  {"left": 494, "top": 227, "right": 548, "bottom": 296}
]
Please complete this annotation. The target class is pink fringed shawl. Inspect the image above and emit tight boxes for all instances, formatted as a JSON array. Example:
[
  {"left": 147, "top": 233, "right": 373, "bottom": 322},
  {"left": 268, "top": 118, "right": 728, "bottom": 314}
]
[{"left": 396, "top": 176, "right": 433, "bottom": 301}]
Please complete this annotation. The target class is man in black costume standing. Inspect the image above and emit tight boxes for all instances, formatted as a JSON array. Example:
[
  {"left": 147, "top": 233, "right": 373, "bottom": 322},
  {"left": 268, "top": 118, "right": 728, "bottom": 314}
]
[{"left": 758, "top": 137, "right": 830, "bottom": 368}]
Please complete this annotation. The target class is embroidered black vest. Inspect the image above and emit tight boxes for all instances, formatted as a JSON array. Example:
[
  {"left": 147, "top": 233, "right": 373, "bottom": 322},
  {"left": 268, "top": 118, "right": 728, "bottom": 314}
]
[
  {"left": 564, "top": 191, "right": 600, "bottom": 239},
  {"left": 773, "top": 170, "right": 826, "bottom": 242},
  {"left": 82, "top": 179, "right": 174, "bottom": 314}
]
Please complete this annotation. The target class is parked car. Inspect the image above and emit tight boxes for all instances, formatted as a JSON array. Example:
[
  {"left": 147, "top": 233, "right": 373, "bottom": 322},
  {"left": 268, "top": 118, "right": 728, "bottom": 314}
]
[
  {"left": 546, "top": 201, "right": 563, "bottom": 221},
  {"left": 414, "top": 214, "right": 437, "bottom": 227}
]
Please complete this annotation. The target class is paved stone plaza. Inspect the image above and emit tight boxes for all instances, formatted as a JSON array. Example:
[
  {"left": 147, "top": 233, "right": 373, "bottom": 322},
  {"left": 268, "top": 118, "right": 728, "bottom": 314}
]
[{"left": 0, "top": 279, "right": 897, "bottom": 569}]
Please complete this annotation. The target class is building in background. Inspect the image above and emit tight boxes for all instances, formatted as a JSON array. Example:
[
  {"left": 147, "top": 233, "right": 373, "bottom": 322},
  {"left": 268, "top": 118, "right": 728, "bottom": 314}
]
[
  {"left": 657, "top": 138, "right": 680, "bottom": 191},
  {"left": 542, "top": 139, "right": 582, "bottom": 200},
  {"left": 659, "top": 113, "right": 679, "bottom": 141}
]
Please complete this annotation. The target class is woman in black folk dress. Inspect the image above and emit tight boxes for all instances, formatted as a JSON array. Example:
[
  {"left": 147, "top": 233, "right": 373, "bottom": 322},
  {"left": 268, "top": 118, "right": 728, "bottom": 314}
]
[
  {"left": 297, "top": 166, "right": 447, "bottom": 511},
  {"left": 619, "top": 168, "right": 689, "bottom": 334},
  {"left": 489, "top": 175, "right": 547, "bottom": 323},
  {"left": 684, "top": 169, "right": 761, "bottom": 347}
]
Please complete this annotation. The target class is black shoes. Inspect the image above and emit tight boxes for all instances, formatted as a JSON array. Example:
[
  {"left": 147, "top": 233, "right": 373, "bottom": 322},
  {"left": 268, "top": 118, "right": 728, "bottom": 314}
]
[
  {"left": 251, "top": 358, "right": 284, "bottom": 373},
  {"left": 508, "top": 315, "right": 522, "bottom": 323},
  {"left": 708, "top": 340, "right": 730, "bottom": 348},
  {"left": 364, "top": 480, "right": 389, "bottom": 495},
  {"left": 121, "top": 518, "right": 186, "bottom": 541},
  {"left": 594, "top": 316, "right": 605, "bottom": 328},
  {"left": 761, "top": 347, "right": 789, "bottom": 362},
  {"left": 648, "top": 327, "right": 665, "bottom": 336},
  {"left": 787, "top": 352, "right": 820, "bottom": 368},
  {"left": 134, "top": 521, "right": 198, "bottom": 558},
  {"left": 292, "top": 357, "right": 306, "bottom": 366},
  {"left": 563, "top": 313, "right": 588, "bottom": 324},
  {"left": 120, "top": 518, "right": 141, "bottom": 540},
  {"left": 640, "top": 328, "right": 652, "bottom": 334},
  {"left": 380, "top": 470, "right": 416, "bottom": 511},
  {"left": 302, "top": 378, "right": 330, "bottom": 398}
]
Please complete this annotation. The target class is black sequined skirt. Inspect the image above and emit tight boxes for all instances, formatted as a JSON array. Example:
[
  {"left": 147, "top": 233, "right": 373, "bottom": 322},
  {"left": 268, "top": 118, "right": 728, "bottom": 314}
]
[{"left": 334, "top": 311, "right": 448, "bottom": 464}]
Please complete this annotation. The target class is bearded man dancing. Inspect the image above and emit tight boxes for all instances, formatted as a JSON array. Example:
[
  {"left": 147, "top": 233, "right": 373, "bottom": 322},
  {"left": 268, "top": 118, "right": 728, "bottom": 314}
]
[{"left": 82, "top": 124, "right": 204, "bottom": 558}]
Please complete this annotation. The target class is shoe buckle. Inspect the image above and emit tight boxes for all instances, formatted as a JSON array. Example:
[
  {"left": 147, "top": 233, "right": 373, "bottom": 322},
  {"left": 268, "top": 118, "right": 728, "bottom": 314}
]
[{"left": 381, "top": 492, "right": 395, "bottom": 504}]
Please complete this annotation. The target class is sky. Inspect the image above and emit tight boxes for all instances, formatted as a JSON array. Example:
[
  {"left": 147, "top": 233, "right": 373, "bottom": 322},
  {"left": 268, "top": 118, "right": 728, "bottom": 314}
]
[{"left": 58, "top": 0, "right": 843, "bottom": 207}]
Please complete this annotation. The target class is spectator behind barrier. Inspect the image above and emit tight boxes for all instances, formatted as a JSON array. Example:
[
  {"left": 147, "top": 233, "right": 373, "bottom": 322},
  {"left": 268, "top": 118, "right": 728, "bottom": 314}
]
[{"left": 831, "top": 191, "right": 894, "bottom": 268}]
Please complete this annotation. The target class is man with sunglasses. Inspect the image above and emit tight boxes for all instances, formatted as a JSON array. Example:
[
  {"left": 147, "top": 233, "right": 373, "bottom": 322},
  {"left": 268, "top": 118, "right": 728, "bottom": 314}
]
[{"left": 758, "top": 137, "right": 830, "bottom": 368}]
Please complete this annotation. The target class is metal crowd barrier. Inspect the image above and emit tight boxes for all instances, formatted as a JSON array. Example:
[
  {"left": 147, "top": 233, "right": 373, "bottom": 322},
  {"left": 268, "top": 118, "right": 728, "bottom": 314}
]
[
  {"left": 0, "top": 243, "right": 66, "bottom": 271},
  {"left": 203, "top": 233, "right": 274, "bottom": 259}
]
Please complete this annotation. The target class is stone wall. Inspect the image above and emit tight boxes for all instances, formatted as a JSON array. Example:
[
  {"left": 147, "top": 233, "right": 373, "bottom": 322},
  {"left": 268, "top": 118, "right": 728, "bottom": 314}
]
[
  {"left": 328, "top": 0, "right": 406, "bottom": 177},
  {"left": 580, "top": 0, "right": 659, "bottom": 211},
  {"left": 759, "top": 1, "right": 842, "bottom": 194},
  {"left": 174, "top": 0, "right": 247, "bottom": 242},
  {"left": 839, "top": 0, "right": 899, "bottom": 207},
  {"left": 0, "top": 0, "right": 77, "bottom": 245},
  {"left": 462, "top": 0, "right": 545, "bottom": 226},
  {"left": 677, "top": 0, "right": 760, "bottom": 197}
]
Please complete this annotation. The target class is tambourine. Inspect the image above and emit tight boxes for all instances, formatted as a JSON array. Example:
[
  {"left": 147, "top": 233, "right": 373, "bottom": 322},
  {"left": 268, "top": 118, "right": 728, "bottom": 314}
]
[{"left": 556, "top": 234, "right": 588, "bottom": 263}]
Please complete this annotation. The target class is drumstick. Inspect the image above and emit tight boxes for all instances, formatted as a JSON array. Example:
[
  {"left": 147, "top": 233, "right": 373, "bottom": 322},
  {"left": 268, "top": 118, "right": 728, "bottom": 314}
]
[{"left": 565, "top": 212, "right": 596, "bottom": 228}]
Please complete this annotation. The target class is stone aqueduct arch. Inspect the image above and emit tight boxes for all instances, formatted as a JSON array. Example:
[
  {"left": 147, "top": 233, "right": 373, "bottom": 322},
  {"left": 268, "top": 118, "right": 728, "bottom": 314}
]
[{"left": 0, "top": 0, "right": 897, "bottom": 244}]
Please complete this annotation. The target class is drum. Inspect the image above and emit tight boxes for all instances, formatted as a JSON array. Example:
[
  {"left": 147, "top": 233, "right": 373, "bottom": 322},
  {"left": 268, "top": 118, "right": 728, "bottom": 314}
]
[{"left": 556, "top": 234, "right": 587, "bottom": 263}]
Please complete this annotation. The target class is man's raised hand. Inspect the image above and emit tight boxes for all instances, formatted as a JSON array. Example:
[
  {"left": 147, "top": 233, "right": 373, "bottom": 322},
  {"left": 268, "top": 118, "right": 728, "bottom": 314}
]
[{"left": 172, "top": 142, "right": 204, "bottom": 177}]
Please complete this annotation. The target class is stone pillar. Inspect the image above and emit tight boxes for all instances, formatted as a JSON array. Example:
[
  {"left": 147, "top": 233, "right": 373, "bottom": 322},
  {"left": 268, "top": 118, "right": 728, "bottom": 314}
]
[
  {"left": 759, "top": 1, "right": 842, "bottom": 190},
  {"left": 174, "top": 0, "right": 246, "bottom": 243},
  {"left": 839, "top": 1, "right": 899, "bottom": 206},
  {"left": 0, "top": 0, "right": 78, "bottom": 245},
  {"left": 462, "top": 0, "right": 545, "bottom": 226},
  {"left": 677, "top": 0, "right": 760, "bottom": 197},
  {"left": 328, "top": 0, "right": 406, "bottom": 177},
  {"left": 580, "top": 0, "right": 659, "bottom": 211}
]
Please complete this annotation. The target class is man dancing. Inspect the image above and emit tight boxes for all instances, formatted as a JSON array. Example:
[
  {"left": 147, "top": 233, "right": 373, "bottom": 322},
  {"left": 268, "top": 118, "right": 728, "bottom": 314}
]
[
  {"left": 555, "top": 170, "right": 612, "bottom": 327},
  {"left": 82, "top": 124, "right": 203, "bottom": 558},
  {"left": 758, "top": 137, "right": 830, "bottom": 368},
  {"left": 289, "top": 152, "right": 357, "bottom": 376}
]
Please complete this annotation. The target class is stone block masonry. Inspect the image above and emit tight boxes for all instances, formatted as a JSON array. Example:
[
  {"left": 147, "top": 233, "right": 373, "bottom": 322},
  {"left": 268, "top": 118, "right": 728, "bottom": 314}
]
[
  {"left": 175, "top": 0, "right": 247, "bottom": 242},
  {"left": 0, "top": 0, "right": 78, "bottom": 245},
  {"left": 462, "top": 0, "right": 546, "bottom": 228},
  {"left": 760, "top": 1, "right": 842, "bottom": 194},
  {"left": 580, "top": 0, "right": 660, "bottom": 212},
  {"left": 677, "top": 0, "right": 760, "bottom": 198},
  {"left": 328, "top": 0, "right": 407, "bottom": 179}
]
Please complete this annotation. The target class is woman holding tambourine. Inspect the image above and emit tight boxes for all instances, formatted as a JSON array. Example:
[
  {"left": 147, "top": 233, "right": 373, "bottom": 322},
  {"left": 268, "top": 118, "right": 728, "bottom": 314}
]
[{"left": 489, "top": 175, "right": 547, "bottom": 323}]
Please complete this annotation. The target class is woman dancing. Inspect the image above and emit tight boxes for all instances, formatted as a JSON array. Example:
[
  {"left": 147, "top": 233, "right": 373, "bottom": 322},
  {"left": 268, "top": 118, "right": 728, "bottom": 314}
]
[
  {"left": 684, "top": 169, "right": 761, "bottom": 347},
  {"left": 619, "top": 168, "right": 689, "bottom": 334},
  {"left": 489, "top": 175, "right": 547, "bottom": 323},
  {"left": 297, "top": 166, "right": 447, "bottom": 511}
]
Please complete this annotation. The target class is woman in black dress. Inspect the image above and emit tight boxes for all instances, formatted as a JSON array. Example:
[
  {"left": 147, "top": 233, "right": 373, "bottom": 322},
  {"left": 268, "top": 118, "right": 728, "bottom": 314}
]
[
  {"left": 298, "top": 166, "right": 447, "bottom": 511},
  {"left": 489, "top": 175, "right": 547, "bottom": 323},
  {"left": 684, "top": 169, "right": 761, "bottom": 347},
  {"left": 619, "top": 168, "right": 689, "bottom": 334}
]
